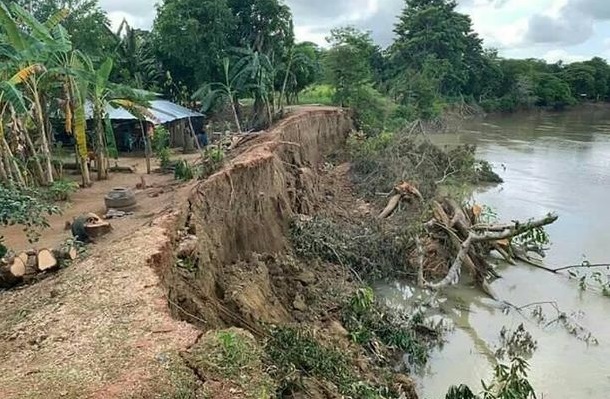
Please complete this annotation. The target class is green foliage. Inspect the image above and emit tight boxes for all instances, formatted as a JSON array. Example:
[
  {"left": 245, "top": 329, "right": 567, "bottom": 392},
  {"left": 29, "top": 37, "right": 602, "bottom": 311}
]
[
  {"left": 342, "top": 288, "right": 434, "bottom": 368},
  {"left": 264, "top": 326, "right": 390, "bottom": 398},
  {"left": 174, "top": 160, "right": 194, "bottom": 181},
  {"left": 46, "top": 179, "right": 79, "bottom": 201},
  {"left": 0, "top": 185, "right": 61, "bottom": 243},
  {"left": 348, "top": 132, "right": 502, "bottom": 200},
  {"left": 152, "top": 125, "right": 171, "bottom": 168},
  {"left": 298, "top": 84, "right": 335, "bottom": 105},
  {"left": 446, "top": 357, "right": 536, "bottom": 399},
  {"left": 198, "top": 146, "right": 225, "bottom": 178},
  {"left": 325, "top": 27, "right": 374, "bottom": 107},
  {"left": 495, "top": 324, "right": 537, "bottom": 360},
  {"left": 290, "top": 216, "right": 410, "bottom": 280}
]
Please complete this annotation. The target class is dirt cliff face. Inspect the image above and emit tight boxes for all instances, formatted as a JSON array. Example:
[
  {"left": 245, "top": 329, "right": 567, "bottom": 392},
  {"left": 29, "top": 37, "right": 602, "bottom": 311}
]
[{"left": 160, "top": 108, "right": 353, "bottom": 330}]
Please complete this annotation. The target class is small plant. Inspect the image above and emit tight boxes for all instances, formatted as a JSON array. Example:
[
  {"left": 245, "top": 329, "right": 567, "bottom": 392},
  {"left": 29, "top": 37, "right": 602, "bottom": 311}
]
[
  {"left": 264, "top": 326, "right": 384, "bottom": 397},
  {"left": 199, "top": 146, "right": 225, "bottom": 178},
  {"left": 495, "top": 324, "right": 537, "bottom": 360},
  {"left": 341, "top": 288, "right": 435, "bottom": 369},
  {"left": 46, "top": 179, "right": 79, "bottom": 201},
  {"left": 174, "top": 160, "right": 194, "bottom": 181},
  {"left": 152, "top": 125, "right": 172, "bottom": 169},
  {"left": 445, "top": 357, "right": 537, "bottom": 399},
  {"left": 0, "top": 185, "right": 61, "bottom": 243}
]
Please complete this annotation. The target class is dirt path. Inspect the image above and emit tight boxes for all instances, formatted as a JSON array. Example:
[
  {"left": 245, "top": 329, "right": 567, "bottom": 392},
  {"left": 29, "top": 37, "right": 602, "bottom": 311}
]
[{"left": 0, "top": 154, "right": 205, "bottom": 399}]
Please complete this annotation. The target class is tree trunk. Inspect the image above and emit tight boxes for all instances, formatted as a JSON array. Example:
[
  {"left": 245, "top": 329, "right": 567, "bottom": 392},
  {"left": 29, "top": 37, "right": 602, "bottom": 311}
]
[
  {"left": 95, "top": 106, "right": 108, "bottom": 180},
  {"left": 32, "top": 85, "right": 54, "bottom": 185},
  {"left": 0, "top": 145, "right": 9, "bottom": 184},
  {"left": 2, "top": 137, "right": 25, "bottom": 187},
  {"left": 229, "top": 95, "right": 242, "bottom": 134}
]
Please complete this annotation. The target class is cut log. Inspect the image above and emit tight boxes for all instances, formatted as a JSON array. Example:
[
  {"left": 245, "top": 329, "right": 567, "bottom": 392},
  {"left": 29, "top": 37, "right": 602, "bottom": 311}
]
[
  {"left": 37, "top": 249, "right": 58, "bottom": 272},
  {"left": 10, "top": 258, "right": 26, "bottom": 277},
  {"left": 52, "top": 245, "right": 78, "bottom": 262},
  {"left": 17, "top": 251, "right": 29, "bottom": 267},
  {"left": 0, "top": 257, "right": 26, "bottom": 288}
]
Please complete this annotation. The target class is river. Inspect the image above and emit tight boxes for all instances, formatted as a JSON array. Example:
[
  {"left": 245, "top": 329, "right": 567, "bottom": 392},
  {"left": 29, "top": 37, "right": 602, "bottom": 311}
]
[{"left": 377, "top": 106, "right": 610, "bottom": 398}]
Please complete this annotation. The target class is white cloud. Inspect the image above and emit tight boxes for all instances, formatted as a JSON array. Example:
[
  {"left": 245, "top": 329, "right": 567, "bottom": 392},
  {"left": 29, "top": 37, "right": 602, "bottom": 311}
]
[{"left": 542, "top": 49, "right": 588, "bottom": 63}]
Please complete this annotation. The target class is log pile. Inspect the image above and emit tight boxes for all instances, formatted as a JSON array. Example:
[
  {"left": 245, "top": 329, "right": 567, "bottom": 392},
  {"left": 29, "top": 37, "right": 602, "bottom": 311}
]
[
  {"left": 410, "top": 198, "right": 559, "bottom": 294},
  {"left": 0, "top": 243, "right": 78, "bottom": 289}
]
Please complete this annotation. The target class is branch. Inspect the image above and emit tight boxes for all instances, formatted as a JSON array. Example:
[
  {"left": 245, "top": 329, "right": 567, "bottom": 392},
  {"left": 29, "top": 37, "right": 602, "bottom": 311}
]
[
  {"left": 470, "top": 213, "right": 558, "bottom": 242},
  {"left": 553, "top": 263, "right": 610, "bottom": 273}
]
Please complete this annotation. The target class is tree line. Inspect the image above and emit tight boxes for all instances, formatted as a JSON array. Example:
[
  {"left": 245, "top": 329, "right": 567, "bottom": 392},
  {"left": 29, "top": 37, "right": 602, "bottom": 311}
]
[{"left": 1, "top": 0, "right": 610, "bottom": 241}]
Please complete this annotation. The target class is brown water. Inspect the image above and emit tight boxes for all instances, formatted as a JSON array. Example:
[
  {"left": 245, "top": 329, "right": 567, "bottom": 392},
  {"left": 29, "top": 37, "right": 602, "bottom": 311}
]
[{"left": 378, "top": 107, "right": 610, "bottom": 398}]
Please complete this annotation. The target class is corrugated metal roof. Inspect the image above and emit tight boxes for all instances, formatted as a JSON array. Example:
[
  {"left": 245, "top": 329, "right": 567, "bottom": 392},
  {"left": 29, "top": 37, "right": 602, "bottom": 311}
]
[{"left": 85, "top": 100, "right": 203, "bottom": 124}]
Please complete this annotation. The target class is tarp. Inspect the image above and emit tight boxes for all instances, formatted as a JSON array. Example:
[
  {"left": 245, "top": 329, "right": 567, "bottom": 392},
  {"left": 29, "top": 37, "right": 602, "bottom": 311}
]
[{"left": 85, "top": 100, "right": 203, "bottom": 124}]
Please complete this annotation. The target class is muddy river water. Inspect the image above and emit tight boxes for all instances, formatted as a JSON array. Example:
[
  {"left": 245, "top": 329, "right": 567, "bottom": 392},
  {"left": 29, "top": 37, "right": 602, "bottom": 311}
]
[{"left": 377, "top": 107, "right": 610, "bottom": 398}]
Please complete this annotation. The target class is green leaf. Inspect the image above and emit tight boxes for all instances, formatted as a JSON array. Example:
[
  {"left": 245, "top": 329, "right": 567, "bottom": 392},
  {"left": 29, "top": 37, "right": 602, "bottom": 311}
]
[
  {"left": 96, "top": 58, "right": 114, "bottom": 96},
  {"left": 0, "top": 3, "right": 25, "bottom": 51},
  {"left": 0, "top": 81, "right": 28, "bottom": 114}
]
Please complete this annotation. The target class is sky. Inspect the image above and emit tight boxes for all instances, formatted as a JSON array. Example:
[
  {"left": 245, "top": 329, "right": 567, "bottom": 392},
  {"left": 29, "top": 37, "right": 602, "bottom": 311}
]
[{"left": 99, "top": 0, "right": 610, "bottom": 62}]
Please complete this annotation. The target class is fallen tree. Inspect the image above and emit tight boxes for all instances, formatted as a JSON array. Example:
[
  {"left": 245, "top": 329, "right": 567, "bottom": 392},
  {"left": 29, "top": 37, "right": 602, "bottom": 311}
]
[{"left": 405, "top": 198, "right": 559, "bottom": 292}]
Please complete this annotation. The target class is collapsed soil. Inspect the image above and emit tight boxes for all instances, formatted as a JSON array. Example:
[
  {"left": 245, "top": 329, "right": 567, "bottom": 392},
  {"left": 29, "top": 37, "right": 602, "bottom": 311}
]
[{"left": 0, "top": 107, "right": 421, "bottom": 399}]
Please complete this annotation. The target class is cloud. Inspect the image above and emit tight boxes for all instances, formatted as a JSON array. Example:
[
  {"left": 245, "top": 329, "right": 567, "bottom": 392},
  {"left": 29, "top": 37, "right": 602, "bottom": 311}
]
[
  {"left": 524, "top": 0, "right": 610, "bottom": 46},
  {"left": 543, "top": 49, "right": 588, "bottom": 63},
  {"left": 99, "top": 0, "right": 155, "bottom": 30}
]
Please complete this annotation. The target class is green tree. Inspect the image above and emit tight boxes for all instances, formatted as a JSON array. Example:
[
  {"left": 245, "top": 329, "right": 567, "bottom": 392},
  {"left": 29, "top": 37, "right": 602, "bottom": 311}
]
[
  {"left": 324, "top": 28, "right": 373, "bottom": 106},
  {"left": 227, "top": 0, "right": 294, "bottom": 56},
  {"left": 583, "top": 57, "right": 610, "bottom": 100},
  {"left": 13, "top": 0, "right": 115, "bottom": 60},
  {"left": 534, "top": 73, "right": 572, "bottom": 109},
  {"left": 392, "top": 0, "right": 484, "bottom": 96},
  {"left": 562, "top": 63, "right": 596, "bottom": 100},
  {"left": 153, "top": 0, "right": 234, "bottom": 91}
]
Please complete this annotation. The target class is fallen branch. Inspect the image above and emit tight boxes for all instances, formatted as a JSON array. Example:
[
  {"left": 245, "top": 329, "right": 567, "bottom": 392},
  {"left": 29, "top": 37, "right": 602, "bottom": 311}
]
[
  {"left": 428, "top": 213, "right": 559, "bottom": 289},
  {"left": 553, "top": 263, "right": 610, "bottom": 273}
]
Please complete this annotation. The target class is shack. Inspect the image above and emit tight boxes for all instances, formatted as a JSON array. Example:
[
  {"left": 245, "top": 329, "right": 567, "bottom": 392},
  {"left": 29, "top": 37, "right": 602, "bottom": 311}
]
[{"left": 54, "top": 99, "right": 205, "bottom": 153}]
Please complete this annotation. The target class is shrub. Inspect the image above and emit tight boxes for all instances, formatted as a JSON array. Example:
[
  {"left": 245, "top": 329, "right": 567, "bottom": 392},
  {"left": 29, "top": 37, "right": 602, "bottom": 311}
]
[
  {"left": 46, "top": 179, "right": 79, "bottom": 201},
  {"left": 152, "top": 125, "right": 171, "bottom": 169},
  {"left": 0, "top": 185, "right": 61, "bottom": 243}
]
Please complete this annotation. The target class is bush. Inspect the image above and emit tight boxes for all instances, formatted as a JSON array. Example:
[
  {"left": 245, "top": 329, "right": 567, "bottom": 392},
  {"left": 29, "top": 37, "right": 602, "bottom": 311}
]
[
  {"left": 347, "top": 131, "right": 502, "bottom": 199},
  {"left": 152, "top": 125, "right": 171, "bottom": 168},
  {"left": 0, "top": 185, "right": 61, "bottom": 243},
  {"left": 342, "top": 288, "right": 434, "bottom": 368},
  {"left": 46, "top": 179, "right": 79, "bottom": 201},
  {"left": 350, "top": 85, "right": 394, "bottom": 136},
  {"left": 290, "top": 216, "right": 411, "bottom": 280}
]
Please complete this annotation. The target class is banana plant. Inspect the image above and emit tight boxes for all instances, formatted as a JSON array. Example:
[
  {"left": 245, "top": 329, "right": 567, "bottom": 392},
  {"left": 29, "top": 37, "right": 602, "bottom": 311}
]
[{"left": 193, "top": 58, "right": 246, "bottom": 134}]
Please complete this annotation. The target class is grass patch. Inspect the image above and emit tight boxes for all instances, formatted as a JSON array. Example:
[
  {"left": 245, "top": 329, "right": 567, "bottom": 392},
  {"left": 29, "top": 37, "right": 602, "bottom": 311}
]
[
  {"left": 264, "top": 326, "right": 394, "bottom": 398},
  {"left": 185, "top": 329, "right": 274, "bottom": 399},
  {"left": 297, "top": 84, "right": 336, "bottom": 106}
]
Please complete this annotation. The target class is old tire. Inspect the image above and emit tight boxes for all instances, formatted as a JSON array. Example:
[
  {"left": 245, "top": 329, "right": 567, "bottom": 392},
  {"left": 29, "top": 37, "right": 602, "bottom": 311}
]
[{"left": 104, "top": 187, "right": 137, "bottom": 210}]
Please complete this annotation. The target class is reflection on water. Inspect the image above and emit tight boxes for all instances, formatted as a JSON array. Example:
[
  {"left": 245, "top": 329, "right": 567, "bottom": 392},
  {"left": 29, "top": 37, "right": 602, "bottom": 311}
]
[{"left": 378, "top": 107, "right": 610, "bottom": 398}]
